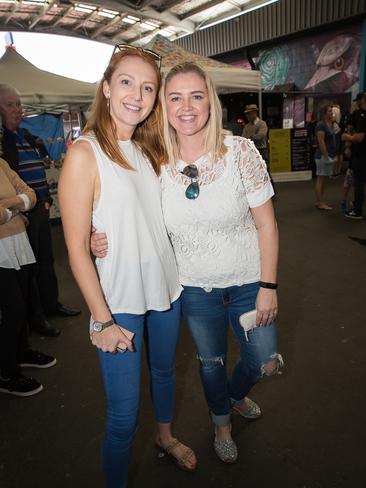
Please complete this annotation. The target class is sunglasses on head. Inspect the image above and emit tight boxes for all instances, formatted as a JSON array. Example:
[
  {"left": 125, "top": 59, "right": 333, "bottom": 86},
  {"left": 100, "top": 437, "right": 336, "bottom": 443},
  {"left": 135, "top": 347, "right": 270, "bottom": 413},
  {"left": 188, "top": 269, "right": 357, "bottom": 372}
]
[
  {"left": 112, "top": 44, "right": 162, "bottom": 69},
  {"left": 181, "top": 164, "right": 200, "bottom": 200}
]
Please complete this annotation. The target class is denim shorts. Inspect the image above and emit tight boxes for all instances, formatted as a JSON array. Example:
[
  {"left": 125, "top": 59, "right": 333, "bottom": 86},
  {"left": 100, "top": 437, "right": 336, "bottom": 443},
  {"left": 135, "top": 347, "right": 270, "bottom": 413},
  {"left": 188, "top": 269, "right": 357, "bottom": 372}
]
[{"left": 315, "top": 156, "right": 334, "bottom": 176}]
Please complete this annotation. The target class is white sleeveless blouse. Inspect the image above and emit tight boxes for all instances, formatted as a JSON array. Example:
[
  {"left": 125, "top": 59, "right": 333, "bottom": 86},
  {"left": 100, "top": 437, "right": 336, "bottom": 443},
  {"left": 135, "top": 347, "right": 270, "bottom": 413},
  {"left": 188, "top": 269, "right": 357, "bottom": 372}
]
[
  {"left": 79, "top": 135, "right": 182, "bottom": 314},
  {"left": 160, "top": 136, "right": 274, "bottom": 290}
]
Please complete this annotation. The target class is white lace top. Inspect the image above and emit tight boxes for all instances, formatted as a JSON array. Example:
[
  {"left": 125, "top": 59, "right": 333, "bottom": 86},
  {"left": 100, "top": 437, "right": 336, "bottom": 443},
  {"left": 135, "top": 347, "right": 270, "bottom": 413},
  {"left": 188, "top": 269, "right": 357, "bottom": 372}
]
[{"left": 160, "top": 136, "right": 274, "bottom": 289}]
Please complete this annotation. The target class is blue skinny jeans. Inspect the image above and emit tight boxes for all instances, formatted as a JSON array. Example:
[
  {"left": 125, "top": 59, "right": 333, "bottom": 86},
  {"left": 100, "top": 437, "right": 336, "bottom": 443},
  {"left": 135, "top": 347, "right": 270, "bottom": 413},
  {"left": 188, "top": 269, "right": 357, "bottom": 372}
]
[
  {"left": 181, "top": 283, "right": 280, "bottom": 426},
  {"left": 98, "top": 299, "right": 181, "bottom": 488}
]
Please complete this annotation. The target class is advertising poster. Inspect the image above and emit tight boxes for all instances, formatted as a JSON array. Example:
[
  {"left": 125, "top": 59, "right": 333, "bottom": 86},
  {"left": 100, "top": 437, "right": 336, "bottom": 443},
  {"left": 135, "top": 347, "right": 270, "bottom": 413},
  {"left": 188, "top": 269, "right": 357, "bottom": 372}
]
[{"left": 269, "top": 129, "right": 292, "bottom": 173}]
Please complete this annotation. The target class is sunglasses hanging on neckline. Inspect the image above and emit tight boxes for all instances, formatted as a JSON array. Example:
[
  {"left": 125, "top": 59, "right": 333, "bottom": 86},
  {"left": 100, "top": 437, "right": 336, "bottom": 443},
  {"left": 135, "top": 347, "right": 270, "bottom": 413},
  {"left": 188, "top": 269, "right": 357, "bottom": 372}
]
[{"left": 181, "top": 164, "right": 200, "bottom": 200}]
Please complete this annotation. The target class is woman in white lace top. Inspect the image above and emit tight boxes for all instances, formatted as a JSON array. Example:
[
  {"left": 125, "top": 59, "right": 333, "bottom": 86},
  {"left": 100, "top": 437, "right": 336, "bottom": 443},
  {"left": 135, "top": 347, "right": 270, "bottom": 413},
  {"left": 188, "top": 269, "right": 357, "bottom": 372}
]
[{"left": 159, "top": 62, "right": 283, "bottom": 463}]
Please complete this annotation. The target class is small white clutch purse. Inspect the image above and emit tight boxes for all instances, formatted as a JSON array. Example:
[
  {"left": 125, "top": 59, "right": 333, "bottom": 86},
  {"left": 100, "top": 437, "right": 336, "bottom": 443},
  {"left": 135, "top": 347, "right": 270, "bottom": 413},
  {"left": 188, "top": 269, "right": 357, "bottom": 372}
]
[{"left": 239, "top": 309, "right": 258, "bottom": 340}]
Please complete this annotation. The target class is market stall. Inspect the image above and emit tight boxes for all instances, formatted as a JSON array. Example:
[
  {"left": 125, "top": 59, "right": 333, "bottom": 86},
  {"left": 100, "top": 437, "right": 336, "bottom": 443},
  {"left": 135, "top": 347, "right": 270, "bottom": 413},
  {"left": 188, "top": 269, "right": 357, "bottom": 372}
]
[
  {"left": 0, "top": 47, "right": 96, "bottom": 113},
  {"left": 0, "top": 47, "right": 97, "bottom": 218},
  {"left": 147, "top": 35, "right": 262, "bottom": 94}
]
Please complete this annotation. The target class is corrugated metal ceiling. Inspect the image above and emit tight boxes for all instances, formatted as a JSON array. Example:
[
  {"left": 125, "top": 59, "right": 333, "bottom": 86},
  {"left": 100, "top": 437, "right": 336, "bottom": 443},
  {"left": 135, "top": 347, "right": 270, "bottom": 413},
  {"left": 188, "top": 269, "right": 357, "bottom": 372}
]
[{"left": 0, "top": 0, "right": 277, "bottom": 46}]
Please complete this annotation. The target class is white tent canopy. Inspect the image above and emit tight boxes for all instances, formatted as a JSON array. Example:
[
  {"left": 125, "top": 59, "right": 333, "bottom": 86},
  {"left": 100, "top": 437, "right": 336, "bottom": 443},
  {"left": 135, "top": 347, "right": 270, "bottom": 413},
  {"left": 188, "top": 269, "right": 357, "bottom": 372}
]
[
  {"left": 0, "top": 39, "right": 261, "bottom": 113},
  {"left": 0, "top": 48, "right": 96, "bottom": 113},
  {"left": 148, "top": 35, "right": 261, "bottom": 94}
]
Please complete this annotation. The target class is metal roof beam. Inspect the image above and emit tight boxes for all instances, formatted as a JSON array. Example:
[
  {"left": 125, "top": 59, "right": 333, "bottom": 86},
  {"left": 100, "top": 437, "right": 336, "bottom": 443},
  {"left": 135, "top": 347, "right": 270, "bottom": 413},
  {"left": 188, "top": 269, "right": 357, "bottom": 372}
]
[
  {"left": 91, "top": 13, "right": 125, "bottom": 39},
  {"left": 73, "top": 10, "right": 99, "bottom": 31},
  {"left": 121, "top": 24, "right": 163, "bottom": 44},
  {"left": 28, "top": 1, "right": 56, "bottom": 30},
  {"left": 180, "top": 0, "right": 225, "bottom": 20},
  {"left": 73, "top": 1, "right": 195, "bottom": 32},
  {"left": 5, "top": 0, "right": 20, "bottom": 25},
  {"left": 52, "top": 5, "right": 74, "bottom": 27},
  {"left": 159, "top": 0, "right": 187, "bottom": 10},
  {"left": 142, "top": 7, "right": 195, "bottom": 32}
]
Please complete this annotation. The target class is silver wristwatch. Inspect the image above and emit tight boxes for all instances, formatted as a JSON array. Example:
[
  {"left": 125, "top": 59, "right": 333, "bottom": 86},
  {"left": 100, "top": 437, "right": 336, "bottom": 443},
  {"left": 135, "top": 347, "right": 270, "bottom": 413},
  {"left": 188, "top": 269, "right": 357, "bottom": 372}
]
[{"left": 91, "top": 319, "right": 114, "bottom": 333}]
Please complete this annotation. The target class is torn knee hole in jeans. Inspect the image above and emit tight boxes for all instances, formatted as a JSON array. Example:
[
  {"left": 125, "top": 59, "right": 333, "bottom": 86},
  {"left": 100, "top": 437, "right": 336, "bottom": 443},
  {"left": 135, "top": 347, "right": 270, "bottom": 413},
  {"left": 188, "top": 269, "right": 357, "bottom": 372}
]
[
  {"left": 197, "top": 355, "right": 225, "bottom": 366},
  {"left": 260, "top": 353, "right": 284, "bottom": 376}
]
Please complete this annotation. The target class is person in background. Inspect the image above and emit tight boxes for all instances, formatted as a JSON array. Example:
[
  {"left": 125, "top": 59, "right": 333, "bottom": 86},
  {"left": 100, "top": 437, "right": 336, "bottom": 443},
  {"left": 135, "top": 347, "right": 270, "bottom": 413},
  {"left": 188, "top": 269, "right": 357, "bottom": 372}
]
[
  {"left": 340, "top": 92, "right": 365, "bottom": 214},
  {"left": 314, "top": 104, "right": 337, "bottom": 211},
  {"left": 59, "top": 46, "right": 196, "bottom": 488},
  {"left": 0, "top": 84, "right": 80, "bottom": 337},
  {"left": 342, "top": 93, "right": 366, "bottom": 219},
  {"left": 349, "top": 92, "right": 366, "bottom": 131},
  {"left": 0, "top": 158, "right": 56, "bottom": 397},
  {"left": 331, "top": 103, "right": 343, "bottom": 177},
  {"left": 242, "top": 104, "right": 269, "bottom": 165}
]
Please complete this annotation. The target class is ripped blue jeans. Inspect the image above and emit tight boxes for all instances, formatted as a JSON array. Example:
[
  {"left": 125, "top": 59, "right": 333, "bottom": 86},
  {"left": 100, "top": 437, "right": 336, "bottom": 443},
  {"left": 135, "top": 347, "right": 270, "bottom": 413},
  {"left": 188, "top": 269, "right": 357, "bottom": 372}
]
[{"left": 181, "top": 282, "right": 282, "bottom": 426}]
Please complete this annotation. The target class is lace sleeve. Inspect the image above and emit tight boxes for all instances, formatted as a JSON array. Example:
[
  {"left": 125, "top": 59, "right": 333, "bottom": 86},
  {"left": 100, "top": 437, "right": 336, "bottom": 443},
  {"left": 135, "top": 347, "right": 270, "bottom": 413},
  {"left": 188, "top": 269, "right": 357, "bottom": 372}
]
[{"left": 235, "top": 137, "right": 274, "bottom": 208}]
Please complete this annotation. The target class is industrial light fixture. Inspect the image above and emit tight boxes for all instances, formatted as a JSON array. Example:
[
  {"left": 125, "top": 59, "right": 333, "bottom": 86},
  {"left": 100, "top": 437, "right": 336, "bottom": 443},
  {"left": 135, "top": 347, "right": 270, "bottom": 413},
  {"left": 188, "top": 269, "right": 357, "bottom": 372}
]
[
  {"left": 98, "top": 10, "right": 118, "bottom": 19},
  {"left": 122, "top": 14, "right": 139, "bottom": 24},
  {"left": 159, "top": 28, "right": 175, "bottom": 38},
  {"left": 75, "top": 6, "right": 94, "bottom": 13},
  {"left": 141, "top": 20, "right": 160, "bottom": 30},
  {"left": 23, "top": 0, "right": 47, "bottom": 4},
  {"left": 101, "top": 8, "right": 118, "bottom": 15},
  {"left": 78, "top": 3, "right": 96, "bottom": 10},
  {"left": 199, "top": 0, "right": 279, "bottom": 30}
]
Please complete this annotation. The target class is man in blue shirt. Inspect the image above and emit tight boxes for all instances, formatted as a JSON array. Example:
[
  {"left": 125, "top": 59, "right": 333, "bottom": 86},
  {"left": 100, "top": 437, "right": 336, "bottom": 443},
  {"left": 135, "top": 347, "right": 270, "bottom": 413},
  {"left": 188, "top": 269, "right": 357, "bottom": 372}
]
[{"left": 0, "top": 84, "right": 80, "bottom": 336}]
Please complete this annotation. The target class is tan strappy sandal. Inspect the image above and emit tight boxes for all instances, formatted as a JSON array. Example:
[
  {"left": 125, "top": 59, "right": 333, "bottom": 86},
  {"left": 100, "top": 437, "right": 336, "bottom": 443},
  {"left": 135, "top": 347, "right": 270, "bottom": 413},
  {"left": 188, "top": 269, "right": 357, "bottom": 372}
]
[{"left": 155, "top": 437, "right": 197, "bottom": 472}]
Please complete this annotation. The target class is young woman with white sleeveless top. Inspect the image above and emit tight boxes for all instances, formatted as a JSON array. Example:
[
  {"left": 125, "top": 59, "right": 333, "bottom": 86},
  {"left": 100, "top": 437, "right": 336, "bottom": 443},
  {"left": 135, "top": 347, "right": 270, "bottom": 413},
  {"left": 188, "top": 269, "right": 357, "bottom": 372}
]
[{"left": 59, "top": 48, "right": 196, "bottom": 488}]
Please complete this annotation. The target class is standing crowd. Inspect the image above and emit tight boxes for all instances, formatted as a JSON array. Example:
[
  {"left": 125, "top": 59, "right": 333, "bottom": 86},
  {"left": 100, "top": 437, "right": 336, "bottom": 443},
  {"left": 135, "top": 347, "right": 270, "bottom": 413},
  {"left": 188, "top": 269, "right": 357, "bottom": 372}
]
[
  {"left": 313, "top": 92, "right": 366, "bottom": 219},
  {"left": 0, "top": 84, "right": 81, "bottom": 397}
]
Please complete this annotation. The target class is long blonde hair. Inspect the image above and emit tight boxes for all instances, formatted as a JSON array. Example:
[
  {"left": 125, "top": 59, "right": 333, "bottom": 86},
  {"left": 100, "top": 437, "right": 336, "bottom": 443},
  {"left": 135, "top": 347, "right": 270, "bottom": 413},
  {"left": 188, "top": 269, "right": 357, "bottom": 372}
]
[
  {"left": 161, "top": 62, "right": 227, "bottom": 165},
  {"left": 83, "top": 48, "right": 167, "bottom": 175}
]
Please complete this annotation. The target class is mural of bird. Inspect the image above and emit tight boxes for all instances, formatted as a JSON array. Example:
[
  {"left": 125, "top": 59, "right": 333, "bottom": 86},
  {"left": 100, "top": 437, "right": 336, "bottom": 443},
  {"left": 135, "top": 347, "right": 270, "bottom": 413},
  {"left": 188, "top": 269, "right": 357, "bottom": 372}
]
[{"left": 305, "top": 35, "right": 360, "bottom": 92}]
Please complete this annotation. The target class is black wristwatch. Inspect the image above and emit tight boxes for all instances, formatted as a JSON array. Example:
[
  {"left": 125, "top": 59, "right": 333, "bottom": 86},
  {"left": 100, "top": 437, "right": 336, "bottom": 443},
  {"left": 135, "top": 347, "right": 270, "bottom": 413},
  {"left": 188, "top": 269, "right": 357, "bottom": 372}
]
[
  {"left": 91, "top": 319, "right": 114, "bottom": 333},
  {"left": 259, "top": 281, "right": 278, "bottom": 290}
]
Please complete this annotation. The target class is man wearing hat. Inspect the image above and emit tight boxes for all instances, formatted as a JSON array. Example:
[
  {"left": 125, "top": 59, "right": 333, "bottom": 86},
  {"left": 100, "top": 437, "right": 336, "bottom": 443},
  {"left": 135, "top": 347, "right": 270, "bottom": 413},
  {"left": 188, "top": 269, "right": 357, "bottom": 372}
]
[{"left": 242, "top": 104, "right": 269, "bottom": 164}]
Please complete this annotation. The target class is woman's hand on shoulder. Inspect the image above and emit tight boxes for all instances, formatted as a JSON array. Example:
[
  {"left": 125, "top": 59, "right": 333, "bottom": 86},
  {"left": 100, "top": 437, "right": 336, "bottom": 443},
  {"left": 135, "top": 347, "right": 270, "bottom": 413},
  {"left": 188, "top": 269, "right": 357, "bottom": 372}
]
[
  {"left": 255, "top": 288, "right": 278, "bottom": 326},
  {"left": 91, "top": 324, "right": 135, "bottom": 353}
]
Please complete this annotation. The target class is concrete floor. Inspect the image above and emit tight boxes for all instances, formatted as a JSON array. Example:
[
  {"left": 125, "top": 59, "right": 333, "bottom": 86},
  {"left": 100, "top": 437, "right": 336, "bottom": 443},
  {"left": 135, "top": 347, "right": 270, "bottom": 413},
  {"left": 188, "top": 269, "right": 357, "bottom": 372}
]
[{"left": 1, "top": 178, "right": 366, "bottom": 488}]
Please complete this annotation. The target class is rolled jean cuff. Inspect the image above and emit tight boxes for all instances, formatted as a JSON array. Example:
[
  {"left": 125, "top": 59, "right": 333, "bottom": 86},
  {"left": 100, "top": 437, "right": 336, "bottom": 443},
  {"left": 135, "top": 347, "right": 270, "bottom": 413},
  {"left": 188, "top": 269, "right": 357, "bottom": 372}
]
[
  {"left": 210, "top": 411, "right": 231, "bottom": 426},
  {"left": 230, "top": 397, "right": 244, "bottom": 407}
]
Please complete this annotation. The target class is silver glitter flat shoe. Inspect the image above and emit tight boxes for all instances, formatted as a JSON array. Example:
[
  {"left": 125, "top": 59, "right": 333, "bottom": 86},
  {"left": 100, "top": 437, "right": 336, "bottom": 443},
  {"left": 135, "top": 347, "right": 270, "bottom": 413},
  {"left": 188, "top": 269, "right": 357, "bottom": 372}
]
[
  {"left": 214, "top": 431, "right": 238, "bottom": 463},
  {"left": 232, "top": 397, "right": 261, "bottom": 420}
]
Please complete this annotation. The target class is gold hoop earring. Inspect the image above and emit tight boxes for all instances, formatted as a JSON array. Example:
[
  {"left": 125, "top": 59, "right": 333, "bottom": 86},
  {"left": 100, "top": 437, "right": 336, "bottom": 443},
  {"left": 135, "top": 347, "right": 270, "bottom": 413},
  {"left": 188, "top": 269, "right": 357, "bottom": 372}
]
[{"left": 106, "top": 96, "right": 110, "bottom": 111}]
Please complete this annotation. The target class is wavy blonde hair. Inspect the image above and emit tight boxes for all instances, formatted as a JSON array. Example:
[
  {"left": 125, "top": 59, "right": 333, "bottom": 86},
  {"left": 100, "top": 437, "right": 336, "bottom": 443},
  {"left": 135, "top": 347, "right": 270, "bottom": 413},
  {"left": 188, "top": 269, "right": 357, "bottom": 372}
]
[
  {"left": 161, "top": 62, "right": 227, "bottom": 165},
  {"left": 83, "top": 48, "right": 167, "bottom": 175}
]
